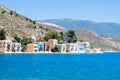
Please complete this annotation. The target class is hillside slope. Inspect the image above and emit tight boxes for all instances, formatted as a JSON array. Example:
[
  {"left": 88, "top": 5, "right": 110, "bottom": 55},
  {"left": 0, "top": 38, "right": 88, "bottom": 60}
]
[
  {"left": 75, "top": 30, "right": 120, "bottom": 51},
  {"left": 0, "top": 6, "right": 66, "bottom": 39},
  {"left": 41, "top": 19, "right": 120, "bottom": 36}
]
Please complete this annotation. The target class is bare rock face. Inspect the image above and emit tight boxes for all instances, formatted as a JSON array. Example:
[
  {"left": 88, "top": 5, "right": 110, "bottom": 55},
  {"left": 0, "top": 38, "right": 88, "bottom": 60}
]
[
  {"left": 75, "top": 29, "right": 120, "bottom": 51},
  {"left": 0, "top": 6, "right": 66, "bottom": 38}
]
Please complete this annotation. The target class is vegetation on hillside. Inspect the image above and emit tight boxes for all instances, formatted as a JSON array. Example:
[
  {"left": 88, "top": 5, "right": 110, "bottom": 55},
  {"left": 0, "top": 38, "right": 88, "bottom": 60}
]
[
  {"left": 65, "top": 30, "right": 77, "bottom": 43},
  {"left": 43, "top": 30, "right": 77, "bottom": 43},
  {"left": 0, "top": 29, "right": 6, "bottom": 40},
  {"left": 44, "top": 31, "right": 61, "bottom": 42},
  {"left": 51, "top": 45, "right": 60, "bottom": 52}
]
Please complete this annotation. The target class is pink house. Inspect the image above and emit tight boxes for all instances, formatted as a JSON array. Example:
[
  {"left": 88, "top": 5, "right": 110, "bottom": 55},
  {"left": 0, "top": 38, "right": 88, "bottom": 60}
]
[{"left": 44, "top": 42, "right": 51, "bottom": 53}]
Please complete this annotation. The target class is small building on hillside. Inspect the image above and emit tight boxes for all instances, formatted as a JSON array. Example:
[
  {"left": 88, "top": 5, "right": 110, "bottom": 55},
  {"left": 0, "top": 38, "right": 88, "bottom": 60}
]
[
  {"left": 44, "top": 42, "right": 51, "bottom": 53},
  {"left": 0, "top": 40, "right": 12, "bottom": 53},
  {"left": 38, "top": 42, "right": 44, "bottom": 53},
  {"left": 31, "top": 36, "right": 36, "bottom": 42},
  {"left": 12, "top": 43, "right": 21, "bottom": 52},
  {"left": 26, "top": 43, "right": 38, "bottom": 53},
  {"left": 59, "top": 44, "right": 66, "bottom": 53},
  {"left": 48, "top": 39, "right": 58, "bottom": 48}
]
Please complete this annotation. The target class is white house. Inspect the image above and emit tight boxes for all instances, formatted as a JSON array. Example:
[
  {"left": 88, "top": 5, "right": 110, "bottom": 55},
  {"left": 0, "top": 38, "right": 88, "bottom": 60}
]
[
  {"left": 66, "top": 43, "right": 75, "bottom": 53},
  {"left": 0, "top": 40, "right": 12, "bottom": 53},
  {"left": 59, "top": 44, "right": 66, "bottom": 53},
  {"left": 12, "top": 43, "right": 21, "bottom": 52}
]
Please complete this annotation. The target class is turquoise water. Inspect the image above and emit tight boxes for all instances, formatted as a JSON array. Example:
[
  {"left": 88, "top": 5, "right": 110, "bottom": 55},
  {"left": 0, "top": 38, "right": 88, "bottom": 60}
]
[{"left": 0, "top": 53, "right": 120, "bottom": 80}]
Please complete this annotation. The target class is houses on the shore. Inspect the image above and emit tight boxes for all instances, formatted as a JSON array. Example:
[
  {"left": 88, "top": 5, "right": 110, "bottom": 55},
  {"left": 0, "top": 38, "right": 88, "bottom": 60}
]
[
  {"left": 0, "top": 40, "right": 12, "bottom": 53},
  {"left": 0, "top": 40, "right": 22, "bottom": 53},
  {"left": 0, "top": 39, "right": 102, "bottom": 53}
]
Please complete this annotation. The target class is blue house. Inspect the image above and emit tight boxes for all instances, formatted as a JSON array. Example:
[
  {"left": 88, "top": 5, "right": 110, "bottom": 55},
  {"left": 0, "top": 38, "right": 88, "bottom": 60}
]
[{"left": 38, "top": 42, "right": 44, "bottom": 53}]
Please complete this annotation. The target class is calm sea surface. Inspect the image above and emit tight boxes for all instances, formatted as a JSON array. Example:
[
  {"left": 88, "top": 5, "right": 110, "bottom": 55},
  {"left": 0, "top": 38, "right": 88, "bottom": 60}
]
[{"left": 0, "top": 53, "right": 120, "bottom": 80}]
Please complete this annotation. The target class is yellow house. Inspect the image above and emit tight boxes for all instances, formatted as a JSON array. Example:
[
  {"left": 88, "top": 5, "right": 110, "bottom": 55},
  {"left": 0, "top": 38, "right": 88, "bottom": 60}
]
[
  {"left": 0, "top": 40, "right": 12, "bottom": 53},
  {"left": 26, "top": 43, "right": 38, "bottom": 53}
]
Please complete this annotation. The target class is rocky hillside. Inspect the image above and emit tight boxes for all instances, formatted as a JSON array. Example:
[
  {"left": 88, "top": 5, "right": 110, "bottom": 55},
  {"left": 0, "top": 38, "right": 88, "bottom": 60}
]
[
  {"left": 75, "top": 30, "right": 120, "bottom": 51},
  {"left": 0, "top": 6, "right": 66, "bottom": 39}
]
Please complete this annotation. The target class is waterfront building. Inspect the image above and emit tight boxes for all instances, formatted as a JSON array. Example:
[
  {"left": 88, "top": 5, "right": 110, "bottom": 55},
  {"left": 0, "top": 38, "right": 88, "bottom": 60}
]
[
  {"left": 85, "top": 42, "right": 90, "bottom": 53},
  {"left": 0, "top": 40, "right": 12, "bottom": 53},
  {"left": 59, "top": 44, "right": 66, "bottom": 53},
  {"left": 74, "top": 43, "right": 79, "bottom": 53},
  {"left": 38, "top": 42, "right": 44, "bottom": 53},
  {"left": 48, "top": 39, "right": 58, "bottom": 48},
  {"left": 12, "top": 43, "right": 21, "bottom": 52},
  {"left": 90, "top": 48, "right": 101, "bottom": 53},
  {"left": 66, "top": 43, "right": 75, "bottom": 53},
  {"left": 44, "top": 42, "right": 51, "bottom": 53},
  {"left": 77, "top": 42, "right": 90, "bottom": 53},
  {"left": 26, "top": 43, "right": 38, "bottom": 53}
]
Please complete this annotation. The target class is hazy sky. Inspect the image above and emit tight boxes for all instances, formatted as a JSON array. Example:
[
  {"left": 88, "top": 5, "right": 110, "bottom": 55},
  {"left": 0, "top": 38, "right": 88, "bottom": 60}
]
[{"left": 1, "top": 0, "right": 120, "bottom": 22}]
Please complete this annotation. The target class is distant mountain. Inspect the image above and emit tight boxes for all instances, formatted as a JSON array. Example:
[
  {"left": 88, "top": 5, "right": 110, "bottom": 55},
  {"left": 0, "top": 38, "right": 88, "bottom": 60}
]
[
  {"left": 40, "top": 19, "right": 120, "bottom": 36},
  {"left": 0, "top": 6, "right": 66, "bottom": 39}
]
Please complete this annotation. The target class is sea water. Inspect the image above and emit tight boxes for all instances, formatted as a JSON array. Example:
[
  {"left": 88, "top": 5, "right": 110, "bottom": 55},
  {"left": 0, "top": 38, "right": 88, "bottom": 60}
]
[{"left": 0, "top": 53, "right": 120, "bottom": 80}]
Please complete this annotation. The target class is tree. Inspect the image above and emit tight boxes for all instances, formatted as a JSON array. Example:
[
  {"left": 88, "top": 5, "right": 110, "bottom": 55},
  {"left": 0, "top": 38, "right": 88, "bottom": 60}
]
[
  {"left": 0, "top": 29, "right": 6, "bottom": 40},
  {"left": 59, "top": 31, "right": 64, "bottom": 40},
  {"left": 33, "top": 21, "right": 36, "bottom": 24},
  {"left": 51, "top": 45, "right": 60, "bottom": 52},
  {"left": 65, "top": 30, "right": 77, "bottom": 43},
  {"left": 14, "top": 35, "right": 21, "bottom": 43},
  {"left": 37, "top": 37, "right": 45, "bottom": 42},
  {"left": 44, "top": 31, "right": 60, "bottom": 42}
]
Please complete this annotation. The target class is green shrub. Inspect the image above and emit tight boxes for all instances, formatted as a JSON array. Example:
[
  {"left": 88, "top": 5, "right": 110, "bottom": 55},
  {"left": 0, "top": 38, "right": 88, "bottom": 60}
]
[
  {"left": 0, "top": 29, "right": 6, "bottom": 40},
  {"left": 51, "top": 45, "right": 60, "bottom": 52}
]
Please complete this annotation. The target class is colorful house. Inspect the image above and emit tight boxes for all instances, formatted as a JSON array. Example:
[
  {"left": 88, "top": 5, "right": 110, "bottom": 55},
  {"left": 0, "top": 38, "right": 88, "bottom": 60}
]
[
  {"left": 85, "top": 42, "right": 90, "bottom": 53},
  {"left": 12, "top": 43, "right": 21, "bottom": 52},
  {"left": 0, "top": 40, "right": 12, "bottom": 53},
  {"left": 77, "top": 42, "right": 90, "bottom": 53},
  {"left": 38, "top": 42, "right": 44, "bottom": 53},
  {"left": 48, "top": 39, "right": 58, "bottom": 48},
  {"left": 26, "top": 43, "right": 38, "bottom": 53},
  {"left": 59, "top": 44, "right": 66, "bottom": 53},
  {"left": 44, "top": 42, "right": 51, "bottom": 53}
]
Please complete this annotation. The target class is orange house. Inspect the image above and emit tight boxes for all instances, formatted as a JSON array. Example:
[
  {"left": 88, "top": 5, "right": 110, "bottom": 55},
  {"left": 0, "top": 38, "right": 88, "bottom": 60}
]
[{"left": 26, "top": 43, "right": 38, "bottom": 53}]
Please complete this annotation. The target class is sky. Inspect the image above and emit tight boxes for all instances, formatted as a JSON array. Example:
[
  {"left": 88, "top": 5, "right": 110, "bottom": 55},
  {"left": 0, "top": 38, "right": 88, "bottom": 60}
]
[{"left": 0, "top": 0, "right": 120, "bottom": 23}]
